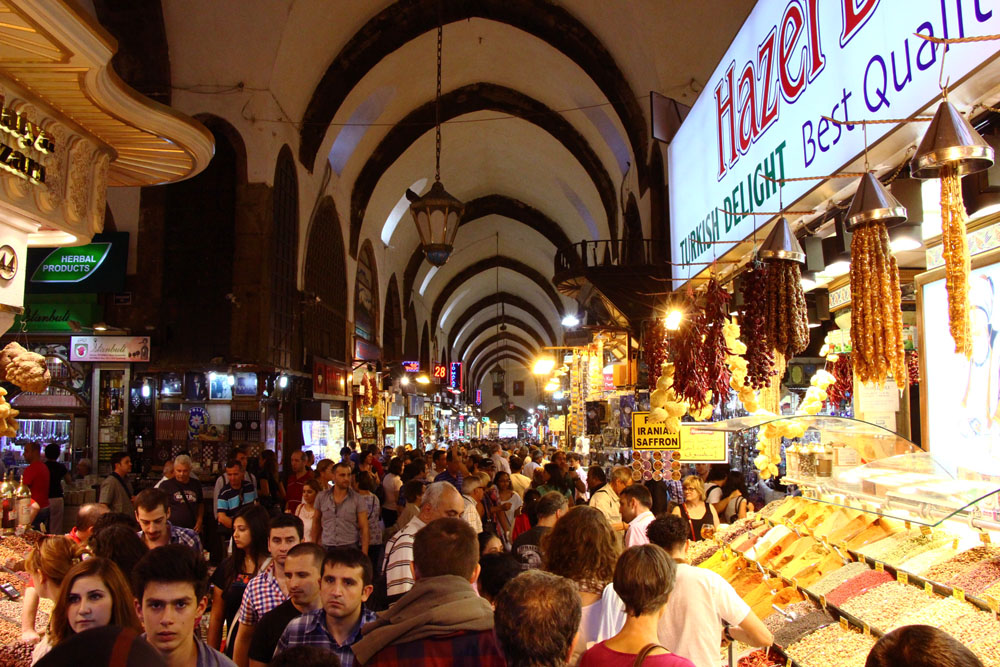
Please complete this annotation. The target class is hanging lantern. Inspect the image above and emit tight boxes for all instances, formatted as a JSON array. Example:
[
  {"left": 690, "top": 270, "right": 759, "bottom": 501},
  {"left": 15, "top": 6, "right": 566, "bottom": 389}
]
[
  {"left": 489, "top": 364, "right": 506, "bottom": 386},
  {"left": 405, "top": 20, "right": 464, "bottom": 267},
  {"left": 910, "top": 100, "right": 994, "bottom": 358},
  {"left": 759, "top": 216, "right": 805, "bottom": 263},
  {"left": 845, "top": 172, "right": 908, "bottom": 231}
]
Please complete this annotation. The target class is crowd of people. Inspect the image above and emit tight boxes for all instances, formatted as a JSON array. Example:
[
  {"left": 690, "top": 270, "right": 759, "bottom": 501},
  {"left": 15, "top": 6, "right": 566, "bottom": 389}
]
[{"left": 6, "top": 440, "right": 986, "bottom": 666}]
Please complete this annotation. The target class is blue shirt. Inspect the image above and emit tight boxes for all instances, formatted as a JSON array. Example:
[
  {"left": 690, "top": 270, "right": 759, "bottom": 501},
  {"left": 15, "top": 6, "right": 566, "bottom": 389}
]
[
  {"left": 275, "top": 607, "right": 377, "bottom": 667},
  {"left": 433, "top": 470, "right": 463, "bottom": 492},
  {"left": 217, "top": 480, "right": 257, "bottom": 518}
]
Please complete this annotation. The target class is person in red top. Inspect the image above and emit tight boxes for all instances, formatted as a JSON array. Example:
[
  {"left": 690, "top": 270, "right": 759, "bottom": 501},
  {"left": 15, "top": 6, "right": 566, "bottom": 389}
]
[
  {"left": 284, "top": 451, "right": 314, "bottom": 514},
  {"left": 21, "top": 441, "right": 50, "bottom": 529}
]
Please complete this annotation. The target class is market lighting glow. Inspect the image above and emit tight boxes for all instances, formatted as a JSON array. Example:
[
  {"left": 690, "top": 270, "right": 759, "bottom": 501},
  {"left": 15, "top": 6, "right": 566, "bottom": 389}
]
[
  {"left": 400, "top": 376, "right": 410, "bottom": 386},
  {"left": 824, "top": 260, "right": 850, "bottom": 277},
  {"left": 801, "top": 274, "right": 817, "bottom": 292},
  {"left": 664, "top": 309, "right": 683, "bottom": 331},
  {"left": 889, "top": 237, "right": 923, "bottom": 253},
  {"left": 553, "top": 391, "right": 564, "bottom": 400},
  {"left": 544, "top": 382, "right": 559, "bottom": 392},
  {"left": 208, "top": 371, "right": 217, "bottom": 382},
  {"left": 227, "top": 374, "right": 235, "bottom": 387},
  {"left": 532, "top": 357, "right": 556, "bottom": 375},
  {"left": 278, "top": 375, "right": 288, "bottom": 389},
  {"left": 141, "top": 383, "right": 150, "bottom": 398},
  {"left": 416, "top": 374, "right": 431, "bottom": 384},
  {"left": 561, "top": 313, "right": 580, "bottom": 327}
]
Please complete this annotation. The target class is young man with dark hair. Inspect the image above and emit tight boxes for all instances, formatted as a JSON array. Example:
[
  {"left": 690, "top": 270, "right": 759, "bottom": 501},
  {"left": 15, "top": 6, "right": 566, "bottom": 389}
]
[
  {"left": 99, "top": 451, "right": 133, "bottom": 515},
  {"left": 284, "top": 450, "right": 314, "bottom": 514},
  {"left": 231, "top": 513, "right": 304, "bottom": 667},
  {"left": 433, "top": 449, "right": 464, "bottom": 491},
  {"left": 508, "top": 456, "right": 531, "bottom": 498},
  {"left": 21, "top": 441, "right": 49, "bottom": 528},
  {"left": 216, "top": 461, "right": 257, "bottom": 532},
  {"left": 478, "top": 552, "right": 524, "bottom": 605},
  {"left": 494, "top": 570, "right": 582, "bottom": 667},
  {"left": 619, "top": 484, "right": 654, "bottom": 548},
  {"left": 248, "top": 543, "right": 326, "bottom": 667},
  {"left": 276, "top": 547, "right": 375, "bottom": 666},
  {"left": 512, "top": 491, "right": 568, "bottom": 569},
  {"left": 597, "top": 515, "right": 772, "bottom": 666},
  {"left": 135, "top": 487, "right": 202, "bottom": 552},
  {"left": 213, "top": 446, "right": 257, "bottom": 513},
  {"left": 352, "top": 517, "right": 504, "bottom": 665},
  {"left": 132, "top": 543, "right": 236, "bottom": 667},
  {"left": 316, "top": 462, "right": 369, "bottom": 553}
]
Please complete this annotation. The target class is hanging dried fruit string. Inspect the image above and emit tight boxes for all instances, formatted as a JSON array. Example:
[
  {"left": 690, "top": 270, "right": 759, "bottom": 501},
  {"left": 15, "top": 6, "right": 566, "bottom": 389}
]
[
  {"left": 762, "top": 260, "right": 809, "bottom": 359},
  {"left": 644, "top": 319, "right": 669, "bottom": 391},
  {"left": 940, "top": 162, "right": 973, "bottom": 358},
  {"left": 740, "top": 263, "right": 776, "bottom": 390},
  {"left": 849, "top": 222, "right": 906, "bottom": 385}
]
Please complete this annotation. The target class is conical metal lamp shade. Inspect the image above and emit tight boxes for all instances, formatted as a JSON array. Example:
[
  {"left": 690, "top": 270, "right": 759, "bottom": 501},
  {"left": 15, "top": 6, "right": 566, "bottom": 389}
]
[
  {"left": 845, "top": 172, "right": 908, "bottom": 231},
  {"left": 759, "top": 217, "right": 805, "bottom": 263},
  {"left": 911, "top": 100, "right": 994, "bottom": 179}
]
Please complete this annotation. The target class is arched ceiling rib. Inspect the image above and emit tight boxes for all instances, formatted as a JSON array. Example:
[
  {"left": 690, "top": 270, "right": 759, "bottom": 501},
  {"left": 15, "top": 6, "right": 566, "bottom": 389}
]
[
  {"left": 469, "top": 345, "right": 534, "bottom": 383},
  {"left": 466, "top": 333, "right": 538, "bottom": 370},
  {"left": 402, "top": 194, "right": 571, "bottom": 299},
  {"left": 470, "top": 351, "right": 533, "bottom": 390},
  {"left": 298, "top": 0, "right": 647, "bottom": 192},
  {"left": 447, "top": 292, "right": 557, "bottom": 348},
  {"left": 351, "top": 82, "right": 617, "bottom": 257},
  {"left": 430, "top": 256, "right": 564, "bottom": 327},
  {"left": 455, "top": 316, "right": 546, "bottom": 362}
]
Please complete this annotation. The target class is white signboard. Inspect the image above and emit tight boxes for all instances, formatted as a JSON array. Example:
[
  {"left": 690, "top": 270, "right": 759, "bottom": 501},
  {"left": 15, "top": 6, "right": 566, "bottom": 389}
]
[
  {"left": 668, "top": 0, "right": 1000, "bottom": 282},
  {"left": 70, "top": 335, "right": 150, "bottom": 362}
]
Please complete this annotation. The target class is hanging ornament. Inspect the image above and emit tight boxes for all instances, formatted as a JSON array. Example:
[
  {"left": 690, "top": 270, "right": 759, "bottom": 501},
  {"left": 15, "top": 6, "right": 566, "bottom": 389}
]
[{"left": 911, "top": 100, "right": 994, "bottom": 358}]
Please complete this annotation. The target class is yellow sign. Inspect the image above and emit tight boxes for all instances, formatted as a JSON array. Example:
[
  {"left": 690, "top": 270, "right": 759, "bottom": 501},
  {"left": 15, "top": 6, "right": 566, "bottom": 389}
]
[
  {"left": 548, "top": 415, "right": 566, "bottom": 432},
  {"left": 630, "top": 413, "right": 727, "bottom": 461}
]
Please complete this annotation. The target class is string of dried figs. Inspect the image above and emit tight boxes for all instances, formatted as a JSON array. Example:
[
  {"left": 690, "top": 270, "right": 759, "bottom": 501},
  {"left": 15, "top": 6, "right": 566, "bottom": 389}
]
[
  {"left": 941, "top": 163, "right": 972, "bottom": 358},
  {"left": 762, "top": 259, "right": 808, "bottom": 359},
  {"left": 740, "top": 263, "right": 776, "bottom": 390},
  {"left": 850, "top": 222, "right": 906, "bottom": 385}
]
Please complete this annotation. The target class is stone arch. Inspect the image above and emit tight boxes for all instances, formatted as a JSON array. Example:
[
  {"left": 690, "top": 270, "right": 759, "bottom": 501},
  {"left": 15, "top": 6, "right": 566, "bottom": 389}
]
[
  {"left": 419, "top": 321, "right": 430, "bottom": 371},
  {"left": 298, "top": 0, "right": 647, "bottom": 192},
  {"left": 455, "top": 316, "right": 546, "bottom": 361},
  {"left": 382, "top": 274, "right": 403, "bottom": 362},
  {"left": 350, "top": 82, "right": 616, "bottom": 257},
  {"left": 354, "top": 239, "right": 379, "bottom": 344},
  {"left": 447, "top": 292, "right": 556, "bottom": 348},
  {"left": 270, "top": 144, "right": 299, "bottom": 369},
  {"left": 303, "top": 197, "right": 349, "bottom": 362},
  {"left": 622, "top": 192, "right": 643, "bottom": 265}
]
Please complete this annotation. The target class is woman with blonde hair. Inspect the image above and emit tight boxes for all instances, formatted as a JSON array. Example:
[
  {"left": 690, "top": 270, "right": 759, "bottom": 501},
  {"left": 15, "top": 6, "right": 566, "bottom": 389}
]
[
  {"left": 542, "top": 505, "right": 620, "bottom": 664},
  {"left": 23, "top": 536, "right": 85, "bottom": 663},
  {"left": 48, "top": 557, "right": 141, "bottom": 647},
  {"left": 671, "top": 475, "right": 719, "bottom": 541}
]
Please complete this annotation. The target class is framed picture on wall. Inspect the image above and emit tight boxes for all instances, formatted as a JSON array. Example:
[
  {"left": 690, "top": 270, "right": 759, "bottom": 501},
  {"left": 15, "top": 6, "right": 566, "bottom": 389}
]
[{"left": 512, "top": 381, "right": 524, "bottom": 396}]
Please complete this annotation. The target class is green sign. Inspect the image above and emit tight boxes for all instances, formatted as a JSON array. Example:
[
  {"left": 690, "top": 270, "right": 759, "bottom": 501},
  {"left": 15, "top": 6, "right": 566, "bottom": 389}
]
[
  {"left": 31, "top": 243, "right": 112, "bottom": 283},
  {"left": 12, "top": 299, "right": 99, "bottom": 332}
]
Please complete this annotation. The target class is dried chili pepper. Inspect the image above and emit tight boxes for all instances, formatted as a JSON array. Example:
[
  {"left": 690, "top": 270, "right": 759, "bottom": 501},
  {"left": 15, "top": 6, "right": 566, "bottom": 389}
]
[
  {"left": 644, "top": 319, "right": 669, "bottom": 391},
  {"left": 669, "top": 279, "right": 731, "bottom": 410}
]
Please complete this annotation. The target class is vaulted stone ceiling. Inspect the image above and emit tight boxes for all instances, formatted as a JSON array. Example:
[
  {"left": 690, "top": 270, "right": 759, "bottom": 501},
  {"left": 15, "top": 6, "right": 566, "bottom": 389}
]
[{"left": 88, "top": 0, "right": 755, "bottom": 390}]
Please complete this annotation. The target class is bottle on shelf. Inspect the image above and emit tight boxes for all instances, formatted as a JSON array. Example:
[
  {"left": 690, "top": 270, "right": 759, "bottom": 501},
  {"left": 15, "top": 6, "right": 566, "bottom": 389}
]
[
  {"left": 15, "top": 473, "right": 31, "bottom": 529},
  {"left": 0, "top": 472, "right": 13, "bottom": 535}
]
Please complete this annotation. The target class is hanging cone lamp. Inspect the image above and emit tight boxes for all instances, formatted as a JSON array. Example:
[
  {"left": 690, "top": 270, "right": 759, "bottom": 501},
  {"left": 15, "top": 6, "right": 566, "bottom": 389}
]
[
  {"left": 909, "top": 100, "right": 994, "bottom": 358},
  {"left": 911, "top": 100, "right": 994, "bottom": 178},
  {"left": 759, "top": 217, "right": 805, "bottom": 263},
  {"left": 845, "top": 172, "right": 908, "bottom": 231}
]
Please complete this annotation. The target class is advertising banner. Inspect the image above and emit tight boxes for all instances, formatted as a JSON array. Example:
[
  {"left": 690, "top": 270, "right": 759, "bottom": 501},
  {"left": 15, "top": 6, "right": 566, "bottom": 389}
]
[
  {"left": 668, "top": 1, "right": 1000, "bottom": 283},
  {"left": 70, "top": 335, "right": 149, "bottom": 362},
  {"left": 631, "top": 412, "right": 728, "bottom": 462}
]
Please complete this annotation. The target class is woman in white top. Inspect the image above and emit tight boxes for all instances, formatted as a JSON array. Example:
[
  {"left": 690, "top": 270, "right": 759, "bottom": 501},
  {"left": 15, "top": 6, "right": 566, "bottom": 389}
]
[
  {"left": 381, "top": 457, "right": 404, "bottom": 527},
  {"left": 493, "top": 471, "right": 522, "bottom": 539},
  {"left": 294, "top": 478, "right": 321, "bottom": 542}
]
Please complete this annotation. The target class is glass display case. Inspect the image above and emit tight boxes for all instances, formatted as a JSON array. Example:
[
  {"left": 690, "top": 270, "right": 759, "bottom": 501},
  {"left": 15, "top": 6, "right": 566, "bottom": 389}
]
[{"left": 694, "top": 415, "right": 1000, "bottom": 529}]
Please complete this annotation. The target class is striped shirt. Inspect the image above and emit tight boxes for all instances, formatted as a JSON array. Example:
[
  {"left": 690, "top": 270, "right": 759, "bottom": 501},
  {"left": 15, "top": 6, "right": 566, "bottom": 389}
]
[
  {"left": 217, "top": 480, "right": 257, "bottom": 518},
  {"left": 383, "top": 516, "right": 426, "bottom": 597},
  {"left": 275, "top": 607, "right": 376, "bottom": 667},
  {"left": 237, "top": 560, "right": 287, "bottom": 626}
]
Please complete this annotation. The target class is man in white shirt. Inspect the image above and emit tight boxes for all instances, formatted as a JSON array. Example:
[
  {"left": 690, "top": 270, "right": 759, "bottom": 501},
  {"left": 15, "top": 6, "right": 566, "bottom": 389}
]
[
  {"left": 382, "top": 482, "right": 464, "bottom": 604},
  {"left": 460, "top": 476, "right": 484, "bottom": 533},
  {"left": 509, "top": 457, "right": 532, "bottom": 498},
  {"left": 589, "top": 466, "right": 630, "bottom": 544},
  {"left": 619, "top": 484, "right": 655, "bottom": 548},
  {"left": 596, "top": 514, "right": 772, "bottom": 666},
  {"left": 522, "top": 450, "right": 543, "bottom": 480},
  {"left": 490, "top": 444, "right": 511, "bottom": 474}
]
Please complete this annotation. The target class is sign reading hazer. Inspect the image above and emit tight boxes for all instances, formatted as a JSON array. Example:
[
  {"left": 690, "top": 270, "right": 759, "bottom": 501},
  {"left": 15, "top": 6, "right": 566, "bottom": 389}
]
[
  {"left": 669, "top": 0, "right": 1000, "bottom": 282},
  {"left": 0, "top": 96, "right": 54, "bottom": 185}
]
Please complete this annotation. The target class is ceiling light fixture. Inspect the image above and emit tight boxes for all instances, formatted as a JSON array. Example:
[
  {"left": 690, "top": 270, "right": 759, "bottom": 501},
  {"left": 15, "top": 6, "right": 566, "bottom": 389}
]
[{"left": 405, "top": 12, "right": 464, "bottom": 266}]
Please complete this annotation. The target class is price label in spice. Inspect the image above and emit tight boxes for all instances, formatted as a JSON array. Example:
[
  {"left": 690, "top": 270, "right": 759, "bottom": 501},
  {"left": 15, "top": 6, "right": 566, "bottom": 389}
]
[
  {"left": 953, "top": 538, "right": 960, "bottom": 551},
  {"left": 904, "top": 520, "right": 911, "bottom": 530},
  {"left": 986, "top": 596, "right": 999, "bottom": 613},
  {"left": 953, "top": 587, "right": 966, "bottom": 602},
  {"left": 786, "top": 658, "right": 792, "bottom": 667},
  {"left": 981, "top": 532, "right": 992, "bottom": 545},
  {"left": 875, "top": 561, "right": 884, "bottom": 572},
  {"left": 920, "top": 525, "right": 932, "bottom": 536},
  {"left": 925, "top": 581, "right": 934, "bottom": 595},
  {"left": 863, "top": 623, "right": 872, "bottom": 637},
  {"left": 819, "top": 595, "right": 827, "bottom": 609},
  {"left": 747, "top": 511, "right": 756, "bottom": 520},
  {"left": 897, "top": 571, "right": 908, "bottom": 585},
  {"left": 840, "top": 616, "right": 849, "bottom": 630}
]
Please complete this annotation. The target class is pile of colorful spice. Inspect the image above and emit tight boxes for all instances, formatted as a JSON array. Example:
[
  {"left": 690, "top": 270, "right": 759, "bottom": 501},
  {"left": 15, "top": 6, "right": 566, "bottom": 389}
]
[
  {"left": 923, "top": 547, "right": 1000, "bottom": 583},
  {"left": 807, "top": 562, "right": 870, "bottom": 597},
  {"left": 948, "top": 558, "right": 1000, "bottom": 596},
  {"left": 785, "top": 624, "right": 876, "bottom": 667},
  {"left": 737, "top": 648, "right": 786, "bottom": 667},
  {"left": 946, "top": 607, "right": 1000, "bottom": 667},
  {"left": 838, "top": 581, "right": 936, "bottom": 631},
  {"left": 825, "top": 569, "right": 893, "bottom": 607},
  {"left": 878, "top": 532, "right": 956, "bottom": 567},
  {"left": 886, "top": 596, "right": 972, "bottom": 632},
  {"left": 771, "top": 609, "right": 834, "bottom": 647}
]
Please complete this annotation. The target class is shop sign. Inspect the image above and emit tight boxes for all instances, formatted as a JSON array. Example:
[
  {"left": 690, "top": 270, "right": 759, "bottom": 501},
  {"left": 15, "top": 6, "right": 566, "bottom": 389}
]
[
  {"left": 668, "top": 0, "right": 1000, "bottom": 282},
  {"left": 449, "top": 362, "right": 463, "bottom": 390},
  {"left": 26, "top": 233, "right": 128, "bottom": 294},
  {"left": 70, "top": 335, "right": 150, "bottom": 362},
  {"left": 475, "top": 389, "right": 482, "bottom": 405},
  {"left": 401, "top": 360, "right": 420, "bottom": 372},
  {"left": 0, "top": 245, "right": 16, "bottom": 282},
  {"left": 354, "top": 337, "right": 380, "bottom": 361},
  {"left": 432, "top": 363, "right": 447, "bottom": 382},
  {"left": 631, "top": 412, "right": 728, "bottom": 462},
  {"left": 548, "top": 415, "right": 566, "bottom": 432},
  {"left": 12, "top": 299, "right": 98, "bottom": 332}
]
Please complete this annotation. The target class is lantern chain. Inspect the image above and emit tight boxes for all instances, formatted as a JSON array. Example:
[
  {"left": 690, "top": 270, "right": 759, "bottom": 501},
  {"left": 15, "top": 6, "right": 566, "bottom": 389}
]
[{"left": 434, "top": 20, "right": 443, "bottom": 183}]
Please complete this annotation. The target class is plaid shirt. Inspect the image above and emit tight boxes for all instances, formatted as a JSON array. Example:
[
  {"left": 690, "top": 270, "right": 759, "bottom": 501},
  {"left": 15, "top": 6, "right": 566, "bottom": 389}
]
[
  {"left": 237, "top": 560, "right": 287, "bottom": 626},
  {"left": 363, "top": 630, "right": 506, "bottom": 666},
  {"left": 137, "top": 522, "right": 202, "bottom": 552},
  {"left": 275, "top": 607, "right": 377, "bottom": 667},
  {"left": 666, "top": 478, "right": 685, "bottom": 505}
]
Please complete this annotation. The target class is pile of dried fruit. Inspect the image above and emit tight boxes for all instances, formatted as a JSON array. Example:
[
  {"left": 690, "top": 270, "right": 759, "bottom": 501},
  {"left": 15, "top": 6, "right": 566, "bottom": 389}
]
[
  {"left": 762, "top": 258, "right": 809, "bottom": 359},
  {"left": 737, "top": 648, "right": 785, "bottom": 667},
  {"left": 807, "top": 562, "right": 870, "bottom": 597},
  {"left": 923, "top": 547, "right": 1000, "bottom": 583},
  {"left": 740, "top": 263, "right": 776, "bottom": 390},
  {"left": 838, "top": 581, "right": 935, "bottom": 631},
  {"left": 785, "top": 624, "right": 876, "bottom": 667},
  {"left": 948, "top": 558, "right": 1000, "bottom": 595}
]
